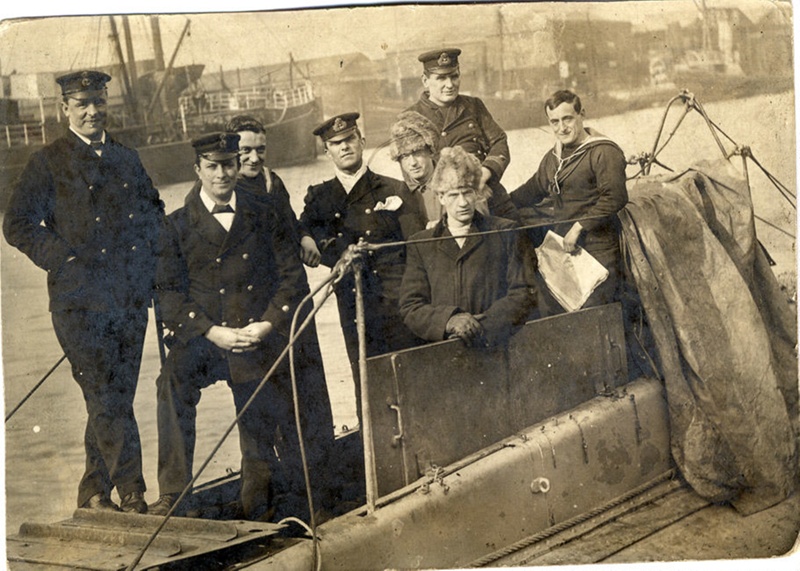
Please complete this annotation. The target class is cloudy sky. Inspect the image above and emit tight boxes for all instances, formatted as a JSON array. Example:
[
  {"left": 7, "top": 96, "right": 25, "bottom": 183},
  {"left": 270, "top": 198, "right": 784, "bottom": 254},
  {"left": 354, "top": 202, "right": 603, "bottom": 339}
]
[{"left": 0, "top": 0, "right": 791, "bottom": 76}]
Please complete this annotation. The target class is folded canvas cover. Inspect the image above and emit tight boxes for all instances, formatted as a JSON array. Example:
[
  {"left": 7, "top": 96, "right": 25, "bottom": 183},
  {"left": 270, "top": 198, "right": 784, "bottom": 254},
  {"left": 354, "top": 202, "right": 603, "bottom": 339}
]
[{"left": 620, "top": 159, "right": 797, "bottom": 514}]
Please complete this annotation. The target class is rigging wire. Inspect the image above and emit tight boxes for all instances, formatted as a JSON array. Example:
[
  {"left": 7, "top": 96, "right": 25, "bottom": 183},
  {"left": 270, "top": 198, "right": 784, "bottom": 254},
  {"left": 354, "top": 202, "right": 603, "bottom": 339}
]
[
  {"left": 639, "top": 90, "right": 796, "bottom": 236},
  {"left": 124, "top": 270, "right": 342, "bottom": 571},
  {"left": 5, "top": 355, "right": 67, "bottom": 423}
]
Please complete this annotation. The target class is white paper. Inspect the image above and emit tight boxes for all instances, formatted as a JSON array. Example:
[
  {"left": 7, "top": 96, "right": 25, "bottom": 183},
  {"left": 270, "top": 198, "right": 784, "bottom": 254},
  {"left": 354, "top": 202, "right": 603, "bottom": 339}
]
[{"left": 535, "top": 230, "right": 610, "bottom": 312}]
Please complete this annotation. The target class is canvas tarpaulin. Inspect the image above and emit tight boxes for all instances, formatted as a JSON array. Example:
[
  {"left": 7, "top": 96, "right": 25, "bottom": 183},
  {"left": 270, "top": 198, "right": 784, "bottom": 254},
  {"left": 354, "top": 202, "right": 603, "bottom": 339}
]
[{"left": 620, "top": 159, "right": 797, "bottom": 515}]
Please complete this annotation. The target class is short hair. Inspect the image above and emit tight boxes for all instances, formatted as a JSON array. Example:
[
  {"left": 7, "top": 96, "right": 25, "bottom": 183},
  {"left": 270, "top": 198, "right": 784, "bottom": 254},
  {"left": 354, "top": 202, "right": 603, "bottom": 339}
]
[
  {"left": 226, "top": 115, "right": 265, "bottom": 135},
  {"left": 544, "top": 90, "right": 582, "bottom": 115},
  {"left": 428, "top": 146, "right": 482, "bottom": 195}
]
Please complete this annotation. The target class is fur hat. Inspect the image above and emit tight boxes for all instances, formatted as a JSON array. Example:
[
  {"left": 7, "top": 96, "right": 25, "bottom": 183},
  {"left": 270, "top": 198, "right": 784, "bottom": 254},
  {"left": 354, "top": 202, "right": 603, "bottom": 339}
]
[
  {"left": 389, "top": 111, "right": 440, "bottom": 161},
  {"left": 428, "top": 146, "right": 482, "bottom": 195}
]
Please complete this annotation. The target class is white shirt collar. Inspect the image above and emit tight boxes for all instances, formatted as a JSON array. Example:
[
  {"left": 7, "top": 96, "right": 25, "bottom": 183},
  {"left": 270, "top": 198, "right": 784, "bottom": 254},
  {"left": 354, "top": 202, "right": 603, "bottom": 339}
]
[
  {"left": 70, "top": 127, "right": 106, "bottom": 147},
  {"left": 199, "top": 188, "right": 237, "bottom": 213},
  {"left": 334, "top": 164, "right": 368, "bottom": 193}
]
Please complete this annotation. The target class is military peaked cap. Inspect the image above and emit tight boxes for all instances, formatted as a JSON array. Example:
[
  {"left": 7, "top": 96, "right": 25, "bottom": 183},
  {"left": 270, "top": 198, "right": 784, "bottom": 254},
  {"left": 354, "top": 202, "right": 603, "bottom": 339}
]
[
  {"left": 418, "top": 48, "right": 461, "bottom": 74},
  {"left": 192, "top": 132, "right": 240, "bottom": 161},
  {"left": 56, "top": 70, "right": 112, "bottom": 96},
  {"left": 313, "top": 112, "right": 360, "bottom": 142}
]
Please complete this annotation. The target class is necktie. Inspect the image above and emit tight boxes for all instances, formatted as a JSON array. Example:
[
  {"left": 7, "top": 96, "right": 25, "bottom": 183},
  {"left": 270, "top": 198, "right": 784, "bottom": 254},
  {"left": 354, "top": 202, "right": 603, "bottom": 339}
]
[
  {"left": 211, "top": 204, "right": 234, "bottom": 214},
  {"left": 90, "top": 140, "right": 104, "bottom": 156}
]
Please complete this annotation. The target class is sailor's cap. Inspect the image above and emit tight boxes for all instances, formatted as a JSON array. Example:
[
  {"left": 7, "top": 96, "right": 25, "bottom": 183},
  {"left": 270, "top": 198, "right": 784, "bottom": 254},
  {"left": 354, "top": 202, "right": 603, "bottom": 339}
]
[
  {"left": 56, "top": 70, "right": 112, "bottom": 97},
  {"left": 418, "top": 48, "right": 461, "bottom": 74},
  {"left": 313, "top": 112, "right": 360, "bottom": 143},
  {"left": 192, "top": 132, "right": 240, "bottom": 161}
]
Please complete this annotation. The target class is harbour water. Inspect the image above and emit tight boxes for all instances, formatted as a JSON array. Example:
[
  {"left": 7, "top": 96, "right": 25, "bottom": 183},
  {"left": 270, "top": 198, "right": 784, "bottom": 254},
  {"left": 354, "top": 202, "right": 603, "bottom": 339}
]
[{"left": 2, "top": 92, "right": 796, "bottom": 542}]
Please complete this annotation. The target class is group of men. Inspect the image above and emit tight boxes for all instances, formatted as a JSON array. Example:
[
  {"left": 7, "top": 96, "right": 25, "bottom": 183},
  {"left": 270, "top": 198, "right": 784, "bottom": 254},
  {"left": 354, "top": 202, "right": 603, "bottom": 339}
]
[{"left": 3, "top": 47, "right": 628, "bottom": 522}]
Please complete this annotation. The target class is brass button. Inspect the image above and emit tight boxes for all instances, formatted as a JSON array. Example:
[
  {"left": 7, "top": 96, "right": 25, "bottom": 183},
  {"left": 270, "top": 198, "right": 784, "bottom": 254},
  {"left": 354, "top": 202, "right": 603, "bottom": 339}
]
[
  {"left": 216, "top": 258, "right": 222, "bottom": 264},
  {"left": 128, "top": 213, "right": 134, "bottom": 219},
  {"left": 281, "top": 305, "right": 290, "bottom": 313},
  {"left": 88, "top": 185, "right": 94, "bottom": 191},
  {"left": 365, "top": 208, "right": 372, "bottom": 214},
  {"left": 365, "top": 230, "right": 372, "bottom": 236},
  {"left": 242, "top": 253, "right": 249, "bottom": 260},
  {"left": 247, "top": 285, "right": 254, "bottom": 291},
  {"left": 100, "top": 248, "right": 107, "bottom": 254},
  {"left": 131, "top": 245, "right": 137, "bottom": 251},
  {"left": 221, "top": 321, "right": 228, "bottom": 327},
  {"left": 248, "top": 318, "right": 254, "bottom": 323},
  {"left": 219, "top": 288, "right": 226, "bottom": 295},
  {"left": 334, "top": 212, "right": 341, "bottom": 219},
  {"left": 189, "top": 311, "right": 196, "bottom": 319},
  {"left": 337, "top": 232, "right": 343, "bottom": 238},
  {"left": 123, "top": 183, "right": 129, "bottom": 189},
  {"left": 95, "top": 216, "right": 101, "bottom": 223}
]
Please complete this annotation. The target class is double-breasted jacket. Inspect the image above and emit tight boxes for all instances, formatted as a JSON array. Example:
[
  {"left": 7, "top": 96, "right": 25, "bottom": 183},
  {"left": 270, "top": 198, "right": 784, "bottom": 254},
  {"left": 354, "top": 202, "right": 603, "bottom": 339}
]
[
  {"left": 3, "top": 130, "right": 164, "bottom": 313},
  {"left": 157, "top": 185, "right": 308, "bottom": 383}
]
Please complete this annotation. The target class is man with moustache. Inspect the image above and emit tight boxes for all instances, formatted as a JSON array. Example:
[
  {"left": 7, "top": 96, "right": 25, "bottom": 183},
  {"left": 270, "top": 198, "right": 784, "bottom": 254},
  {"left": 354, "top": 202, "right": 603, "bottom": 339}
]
[
  {"left": 3, "top": 70, "right": 163, "bottom": 514},
  {"left": 150, "top": 132, "right": 315, "bottom": 521},
  {"left": 511, "top": 90, "right": 628, "bottom": 315},
  {"left": 300, "top": 112, "right": 425, "bottom": 418},
  {"left": 405, "top": 48, "right": 518, "bottom": 220}
]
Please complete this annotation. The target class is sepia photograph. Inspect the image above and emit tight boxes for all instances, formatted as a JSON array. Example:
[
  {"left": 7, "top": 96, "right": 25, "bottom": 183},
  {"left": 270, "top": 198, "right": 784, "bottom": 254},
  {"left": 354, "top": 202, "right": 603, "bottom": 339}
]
[{"left": 0, "top": 0, "right": 797, "bottom": 569}]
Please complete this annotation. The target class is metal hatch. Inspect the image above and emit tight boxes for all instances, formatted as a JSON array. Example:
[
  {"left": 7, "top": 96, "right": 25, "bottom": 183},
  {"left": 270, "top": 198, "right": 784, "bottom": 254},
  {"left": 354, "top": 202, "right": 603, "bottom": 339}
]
[
  {"left": 366, "top": 303, "right": 628, "bottom": 497},
  {"left": 7, "top": 508, "right": 288, "bottom": 570}
]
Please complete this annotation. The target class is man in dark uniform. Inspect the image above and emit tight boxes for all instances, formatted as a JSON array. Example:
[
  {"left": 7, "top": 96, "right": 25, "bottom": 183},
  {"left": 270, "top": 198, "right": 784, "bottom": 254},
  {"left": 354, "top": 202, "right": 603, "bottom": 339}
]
[
  {"left": 226, "top": 114, "right": 337, "bottom": 518},
  {"left": 511, "top": 90, "right": 628, "bottom": 315},
  {"left": 405, "top": 48, "right": 518, "bottom": 220},
  {"left": 300, "top": 112, "right": 425, "bottom": 417},
  {"left": 3, "top": 70, "right": 164, "bottom": 513},
  {"left": 149, "top": 132, "right": 325, "bottom": 521}
]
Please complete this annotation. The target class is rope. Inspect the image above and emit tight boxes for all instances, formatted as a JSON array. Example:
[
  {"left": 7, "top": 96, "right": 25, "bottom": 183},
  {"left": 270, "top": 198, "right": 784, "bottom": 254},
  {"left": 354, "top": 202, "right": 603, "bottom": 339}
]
[
  {"left": 124, "top": 269, "right": 343, "bottom": 571},
  {"left": 5, "top": 354, "right": 67, "bottom": 423},
  {"left": 467, "top": 469, "right": 678, "bottom": 568},
  {"left": 755, "top": 214, "right": 796, "bottom": 239},
  {"left": 355, "top": 214, "right": 609, "bottom": 254},
  {"left": 286, "top": 274, "right": 344, "bottom": 571}
]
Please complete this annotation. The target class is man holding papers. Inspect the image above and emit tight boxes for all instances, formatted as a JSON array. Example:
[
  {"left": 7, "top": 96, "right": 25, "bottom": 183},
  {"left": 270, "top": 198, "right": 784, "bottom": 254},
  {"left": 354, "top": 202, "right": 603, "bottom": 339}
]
[{"left": 511, "top": 90, "right": 628, "bottom": 315}]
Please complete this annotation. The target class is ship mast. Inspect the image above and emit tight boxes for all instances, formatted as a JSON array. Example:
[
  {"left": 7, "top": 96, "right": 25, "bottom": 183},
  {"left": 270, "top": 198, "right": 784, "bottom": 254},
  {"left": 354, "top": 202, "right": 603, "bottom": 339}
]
[{"left": 107, "top": 16, "right": 138, "bottom": 125}]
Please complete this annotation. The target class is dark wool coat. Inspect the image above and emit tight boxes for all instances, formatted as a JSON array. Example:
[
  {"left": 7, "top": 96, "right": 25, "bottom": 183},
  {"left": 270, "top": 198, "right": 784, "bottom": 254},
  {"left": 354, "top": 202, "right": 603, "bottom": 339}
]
[
  {"left": 510, "top": 137, "right": 628, "bottom": 253},
  {"left": 399, "top": 212, "right": 535, "bottom": 345},
  {"left": 3, "top": 130, "right": 164, "bottom": 312},
  {"left": 407, "top": 93, "right": 510, "bottom": 183},
  {"left": 157, "top": 185, "right": 308, "bottom": 383}
]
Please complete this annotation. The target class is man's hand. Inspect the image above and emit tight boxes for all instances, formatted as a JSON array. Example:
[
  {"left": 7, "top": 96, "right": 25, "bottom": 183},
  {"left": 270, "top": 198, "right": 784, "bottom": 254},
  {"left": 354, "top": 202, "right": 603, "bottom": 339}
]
[
  {"left": 204, "top": 325, "right": 261, "bottom": 353},
  {"left": 300, "top": 236, "right": 321, "bottom": 267},
  {"left": 445, "top": 313, "right": 487, "bottom": 347},
  {"left": 563, "top": 222, "right": 584, "bottom": 254},
  {"left": 240, "top": 321, "right": 273, "bottom": 341}
]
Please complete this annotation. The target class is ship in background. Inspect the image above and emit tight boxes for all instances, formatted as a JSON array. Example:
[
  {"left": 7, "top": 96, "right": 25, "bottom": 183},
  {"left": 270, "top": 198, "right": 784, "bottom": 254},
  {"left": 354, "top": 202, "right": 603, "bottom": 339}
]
[{"left": 0, "top": 15, "right": 321, "bottom": 198}]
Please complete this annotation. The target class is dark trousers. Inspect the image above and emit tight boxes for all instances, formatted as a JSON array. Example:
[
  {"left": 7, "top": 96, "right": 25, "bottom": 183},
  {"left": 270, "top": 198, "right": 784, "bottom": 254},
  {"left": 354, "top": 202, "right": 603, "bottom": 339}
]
[
  {"left": 155, "top": 336, "right": 332, "bottom": 520},
  {"left": 51, "top": 308, "right": 147, "bottom": 508}
]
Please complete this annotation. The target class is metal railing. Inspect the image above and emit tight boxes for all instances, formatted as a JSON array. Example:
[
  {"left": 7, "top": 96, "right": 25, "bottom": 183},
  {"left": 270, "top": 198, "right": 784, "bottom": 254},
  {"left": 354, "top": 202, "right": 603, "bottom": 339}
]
[{"left": 178, "top": 81, "right": 315, "bottom": 116}]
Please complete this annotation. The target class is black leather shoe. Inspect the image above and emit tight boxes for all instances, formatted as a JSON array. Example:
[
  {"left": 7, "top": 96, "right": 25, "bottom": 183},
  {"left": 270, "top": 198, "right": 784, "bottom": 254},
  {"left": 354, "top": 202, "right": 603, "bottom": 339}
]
[
  {"left": 148, "top": 493, "right": 180, "bottom": 516},
  {"left": 82, "top": 493, "right": 121, "bottom": 512},
  {"left": 120, "top": 491, "right": 147, "bottom": 514}
]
